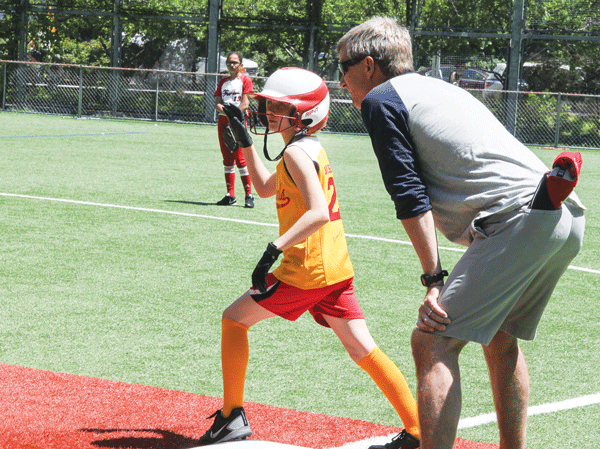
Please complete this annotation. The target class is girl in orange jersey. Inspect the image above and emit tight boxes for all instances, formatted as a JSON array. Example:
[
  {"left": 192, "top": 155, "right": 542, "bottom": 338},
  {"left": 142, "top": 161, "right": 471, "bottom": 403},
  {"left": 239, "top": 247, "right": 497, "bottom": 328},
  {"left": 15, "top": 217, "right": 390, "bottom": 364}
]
[{"left": 198, "top": 68, "right": 420, "bottom": 449}]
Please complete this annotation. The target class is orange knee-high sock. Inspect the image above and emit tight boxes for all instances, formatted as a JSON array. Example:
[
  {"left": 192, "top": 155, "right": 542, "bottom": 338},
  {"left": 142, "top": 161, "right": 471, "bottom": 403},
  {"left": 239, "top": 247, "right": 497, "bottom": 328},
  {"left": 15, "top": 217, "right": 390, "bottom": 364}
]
[
  {"left": 221, "top": 318, "right": 249, "bottom": 417},
  {"left": 357, "top": 345, "right": 420, "bottom": 438}
]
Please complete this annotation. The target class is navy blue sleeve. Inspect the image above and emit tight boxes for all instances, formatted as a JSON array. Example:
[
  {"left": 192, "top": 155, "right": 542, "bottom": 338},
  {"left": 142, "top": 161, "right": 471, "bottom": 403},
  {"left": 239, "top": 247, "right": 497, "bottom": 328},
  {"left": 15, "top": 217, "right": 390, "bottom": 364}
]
[{"left": 361, "top": 85, "right": 432, "bottom": 220}]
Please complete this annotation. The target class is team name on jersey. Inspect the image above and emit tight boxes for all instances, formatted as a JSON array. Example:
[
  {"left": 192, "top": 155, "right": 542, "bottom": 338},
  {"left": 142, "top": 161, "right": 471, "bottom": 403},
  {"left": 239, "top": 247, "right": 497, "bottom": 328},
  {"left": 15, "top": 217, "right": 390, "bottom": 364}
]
[{"left": 277, "top": 189, "right": 290, "bottom": 209}]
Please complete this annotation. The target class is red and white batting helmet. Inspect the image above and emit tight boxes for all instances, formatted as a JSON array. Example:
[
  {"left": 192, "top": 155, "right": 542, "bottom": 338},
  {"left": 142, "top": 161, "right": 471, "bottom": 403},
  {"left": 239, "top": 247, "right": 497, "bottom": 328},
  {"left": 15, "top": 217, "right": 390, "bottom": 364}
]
[{"left": 251, "top": 67, "right": 330, "bottom": 135}]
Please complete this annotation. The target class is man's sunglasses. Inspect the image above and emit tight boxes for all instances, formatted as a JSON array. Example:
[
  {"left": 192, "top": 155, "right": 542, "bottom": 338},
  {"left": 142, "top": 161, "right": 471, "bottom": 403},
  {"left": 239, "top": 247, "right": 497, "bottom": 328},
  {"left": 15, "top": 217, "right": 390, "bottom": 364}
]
[{"left": 338, "top": 56, "right": 366, "bottom": 75}]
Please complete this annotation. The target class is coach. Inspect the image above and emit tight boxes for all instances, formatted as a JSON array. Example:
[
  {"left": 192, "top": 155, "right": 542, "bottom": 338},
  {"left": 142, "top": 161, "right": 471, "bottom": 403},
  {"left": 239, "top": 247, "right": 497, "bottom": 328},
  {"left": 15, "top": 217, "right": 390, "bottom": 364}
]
[{"left": 337, "top": 16, "right": 586, "bottom": 449}]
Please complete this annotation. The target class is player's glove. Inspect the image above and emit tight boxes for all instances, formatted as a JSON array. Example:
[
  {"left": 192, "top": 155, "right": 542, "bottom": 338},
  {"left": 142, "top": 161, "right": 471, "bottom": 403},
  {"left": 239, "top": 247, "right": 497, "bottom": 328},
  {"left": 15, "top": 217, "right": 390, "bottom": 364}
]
[
  {"left": 252, "top": 242, "right": 282, "bottom": 293},
  {"left": 222, "top": 104, "right": 253, "bottom": 148},
  {"left": 222, "top": 125, "right": 238, "bottom": 153}
]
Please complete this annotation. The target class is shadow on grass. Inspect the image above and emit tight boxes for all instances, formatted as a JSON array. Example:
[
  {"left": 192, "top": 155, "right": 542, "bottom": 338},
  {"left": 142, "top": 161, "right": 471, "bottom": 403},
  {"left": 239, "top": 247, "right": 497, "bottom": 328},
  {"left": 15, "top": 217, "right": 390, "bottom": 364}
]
[{"left": 164, "top": 199, "right": 216, "bottom": 207}]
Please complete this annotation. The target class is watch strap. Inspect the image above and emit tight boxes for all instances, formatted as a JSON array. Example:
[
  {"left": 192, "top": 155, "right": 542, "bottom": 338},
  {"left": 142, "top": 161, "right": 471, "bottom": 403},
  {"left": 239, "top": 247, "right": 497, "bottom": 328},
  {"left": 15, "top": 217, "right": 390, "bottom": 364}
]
[{"left": 421, "top": 270, "right": 449, "bottom": 287}]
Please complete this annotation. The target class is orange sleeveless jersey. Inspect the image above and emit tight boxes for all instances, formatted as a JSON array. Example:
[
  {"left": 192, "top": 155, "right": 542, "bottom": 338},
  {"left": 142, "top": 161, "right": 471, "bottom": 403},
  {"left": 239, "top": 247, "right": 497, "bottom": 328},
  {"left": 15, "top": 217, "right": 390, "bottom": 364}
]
[{"left": 272, "top": 136, "right": 354, "bottom": 289}]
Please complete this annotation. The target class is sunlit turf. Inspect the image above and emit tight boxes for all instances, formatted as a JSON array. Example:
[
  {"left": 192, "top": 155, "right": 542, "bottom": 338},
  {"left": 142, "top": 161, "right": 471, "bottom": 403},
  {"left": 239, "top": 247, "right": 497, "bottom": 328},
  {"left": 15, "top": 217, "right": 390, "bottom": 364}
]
[{"left": 1, "top": 112, "right": 598, "bottom": 448}]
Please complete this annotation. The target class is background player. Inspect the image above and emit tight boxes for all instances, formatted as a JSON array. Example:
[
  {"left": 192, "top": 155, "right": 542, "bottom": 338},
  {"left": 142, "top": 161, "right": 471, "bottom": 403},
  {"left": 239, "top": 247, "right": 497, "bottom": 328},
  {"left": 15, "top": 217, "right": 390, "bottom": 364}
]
[
  {"left": 197, "top": 68, "right": 421, "bottom": 448},
  {"left": 214, "top": 51, "right": 255, "bottom": 208}
]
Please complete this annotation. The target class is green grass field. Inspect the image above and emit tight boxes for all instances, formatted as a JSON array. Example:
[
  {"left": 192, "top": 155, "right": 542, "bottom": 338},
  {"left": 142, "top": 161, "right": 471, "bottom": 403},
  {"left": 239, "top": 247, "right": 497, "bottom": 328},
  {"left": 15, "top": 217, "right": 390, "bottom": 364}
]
[{"left": 1, "top": 112, "right": 599, "bottom": 448}]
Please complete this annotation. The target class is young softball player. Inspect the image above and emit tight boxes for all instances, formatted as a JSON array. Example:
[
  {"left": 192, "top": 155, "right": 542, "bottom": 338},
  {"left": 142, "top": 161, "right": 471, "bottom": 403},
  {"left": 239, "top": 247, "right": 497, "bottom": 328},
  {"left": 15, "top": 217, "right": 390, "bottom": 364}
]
[
  {"left": 198, "top": 68, "right": 420, "bottom": 449},
  {"left": 214, "top": 51, "right": 254, "bottom": 208}
]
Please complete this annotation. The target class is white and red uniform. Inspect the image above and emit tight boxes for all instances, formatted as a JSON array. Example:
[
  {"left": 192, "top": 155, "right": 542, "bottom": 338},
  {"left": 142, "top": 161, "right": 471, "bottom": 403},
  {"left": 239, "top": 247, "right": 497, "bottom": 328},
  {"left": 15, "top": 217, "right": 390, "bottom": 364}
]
[
  {"left": 215, "top": 74, "right": 253, "bottom": 108},
  {"left": 215, "top": 74, "right": 254, "bottom": 198}
]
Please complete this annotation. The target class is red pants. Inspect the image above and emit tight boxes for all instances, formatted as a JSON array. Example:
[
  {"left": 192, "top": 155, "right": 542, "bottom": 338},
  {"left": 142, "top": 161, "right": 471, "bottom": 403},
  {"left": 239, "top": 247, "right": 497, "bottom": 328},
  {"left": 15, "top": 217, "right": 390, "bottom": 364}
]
[{"left": 218, "top": 115, "right": 247, "bottom": 167}]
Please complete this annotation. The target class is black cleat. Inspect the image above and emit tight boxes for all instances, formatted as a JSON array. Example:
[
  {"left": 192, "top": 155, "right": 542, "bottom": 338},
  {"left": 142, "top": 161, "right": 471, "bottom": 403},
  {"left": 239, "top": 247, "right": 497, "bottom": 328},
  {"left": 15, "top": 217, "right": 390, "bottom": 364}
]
[
  {"left": 368, "top": 430, "right": 420, "bottom": 449},
  {"left": 216, "top": 194, "right": 237, "bottom": 206},
  {"left": 244, "top": 194, "right": 255, "bottom": 208},
  {"left": 197, "top": 407, "right": 252, "bottom": 445}
]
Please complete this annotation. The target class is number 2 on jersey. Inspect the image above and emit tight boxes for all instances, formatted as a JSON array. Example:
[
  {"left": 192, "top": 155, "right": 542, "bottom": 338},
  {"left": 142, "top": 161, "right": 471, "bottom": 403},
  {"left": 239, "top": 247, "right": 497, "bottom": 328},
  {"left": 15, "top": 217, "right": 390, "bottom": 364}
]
[{"left": 327, "top": 177, "right": 341, "bottom": 221}]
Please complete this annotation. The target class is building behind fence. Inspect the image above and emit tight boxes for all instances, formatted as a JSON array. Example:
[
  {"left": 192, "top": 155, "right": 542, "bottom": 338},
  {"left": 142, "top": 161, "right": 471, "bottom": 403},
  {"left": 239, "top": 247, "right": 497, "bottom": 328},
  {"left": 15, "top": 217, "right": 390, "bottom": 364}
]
[{"left": 2, "top": 60, "right": 599, "bottom": 150}]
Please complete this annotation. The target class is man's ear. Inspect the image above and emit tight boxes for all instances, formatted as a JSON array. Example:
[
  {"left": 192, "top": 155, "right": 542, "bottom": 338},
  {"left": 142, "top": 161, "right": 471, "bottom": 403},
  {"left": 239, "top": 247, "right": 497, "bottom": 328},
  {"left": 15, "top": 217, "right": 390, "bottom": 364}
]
[
  {"left": 365, "top": 55, "right": 389, "bottom": 83},
  {"left": 364, "top": 56, "right": 377, "bottom": 77}
]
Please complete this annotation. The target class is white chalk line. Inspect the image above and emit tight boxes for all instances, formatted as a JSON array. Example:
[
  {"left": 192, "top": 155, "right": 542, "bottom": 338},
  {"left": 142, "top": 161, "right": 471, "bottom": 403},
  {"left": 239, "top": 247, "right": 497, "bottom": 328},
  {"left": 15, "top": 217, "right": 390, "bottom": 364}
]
[
  {"left": 457, "top": 392, "right": 600, "bottom": 429},
  {"left": 333, "top": 393, "right": 600, "bottom": 448},
  {"left": 2, "top": 192, "right": 598, "bottom": 275}
]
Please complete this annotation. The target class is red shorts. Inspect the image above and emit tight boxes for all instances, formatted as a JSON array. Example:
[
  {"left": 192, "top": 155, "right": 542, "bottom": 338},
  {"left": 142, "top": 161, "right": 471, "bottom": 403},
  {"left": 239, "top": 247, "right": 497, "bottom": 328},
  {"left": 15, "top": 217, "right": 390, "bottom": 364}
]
[{"left": 249, "top": 274, "right": 364, "bottom": 327}]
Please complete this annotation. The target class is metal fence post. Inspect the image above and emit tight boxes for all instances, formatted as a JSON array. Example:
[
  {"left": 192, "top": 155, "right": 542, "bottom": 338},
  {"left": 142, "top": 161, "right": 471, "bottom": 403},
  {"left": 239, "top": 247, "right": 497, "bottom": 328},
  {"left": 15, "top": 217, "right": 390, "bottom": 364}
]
[
  {"left": 506, "top": 0, "right": 525, "bottom": 135},
  {"left": 155, "top": 74, "right": 160, "bottom": 121},
  {"left": 204, "top": 0, "right": 220, "bottom": 123},
  {"left": 110, "top": 68, "right": 118, "bottom": 117},
  {"left": 2, "top": 62, "right": 6, "bottom": 110},
  {"left": 554, "top": 92, "right": 562, "bottom": 148},
  {"left": 78, "top": 65, "right": 83, "bottom": 118}
]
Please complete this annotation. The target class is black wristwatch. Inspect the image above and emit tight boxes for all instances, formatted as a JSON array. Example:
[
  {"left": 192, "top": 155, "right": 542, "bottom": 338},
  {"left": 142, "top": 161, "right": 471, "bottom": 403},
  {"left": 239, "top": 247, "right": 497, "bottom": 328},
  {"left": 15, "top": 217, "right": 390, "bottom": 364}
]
[{"left": 420, "top": 270, "right": 448, "bottom": 287}]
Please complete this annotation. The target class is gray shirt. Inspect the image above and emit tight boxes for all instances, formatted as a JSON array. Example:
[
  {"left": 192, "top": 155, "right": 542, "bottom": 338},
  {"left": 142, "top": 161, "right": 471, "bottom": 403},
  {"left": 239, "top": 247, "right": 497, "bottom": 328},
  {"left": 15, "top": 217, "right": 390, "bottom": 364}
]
[{"left": 361, "top": 72, "right": 584, "bottom": 245}]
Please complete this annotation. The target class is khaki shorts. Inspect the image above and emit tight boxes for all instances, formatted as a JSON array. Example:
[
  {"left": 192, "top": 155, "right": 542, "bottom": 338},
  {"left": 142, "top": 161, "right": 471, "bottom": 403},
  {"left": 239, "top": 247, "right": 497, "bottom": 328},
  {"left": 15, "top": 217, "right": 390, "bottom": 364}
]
[{"left": 437, "top": 203, "right": 585, "bottom": 346}]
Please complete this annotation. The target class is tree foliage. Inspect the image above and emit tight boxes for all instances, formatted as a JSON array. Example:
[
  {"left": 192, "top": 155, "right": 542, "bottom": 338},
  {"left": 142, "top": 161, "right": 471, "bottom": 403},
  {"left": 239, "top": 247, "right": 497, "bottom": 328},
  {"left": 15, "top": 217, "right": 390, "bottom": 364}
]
[
  {"left": 0, "top": 0, "right": 598, "bottom": 93},
  {"left": 220, "top": 0, "right": 407, "bottom": 77},
  {"left": 523, "top": 0, "right": 600, "bottom": 94},
  {"left": 412, "top": 0, "right": 511, "bottom": 66}
]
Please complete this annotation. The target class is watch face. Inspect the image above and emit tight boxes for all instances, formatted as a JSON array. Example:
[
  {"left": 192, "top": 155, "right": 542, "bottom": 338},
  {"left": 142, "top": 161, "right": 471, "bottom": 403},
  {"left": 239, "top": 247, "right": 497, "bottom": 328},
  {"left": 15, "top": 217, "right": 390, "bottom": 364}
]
[{"left": 422, "top": 270, "right": 449, "bottom": 287}]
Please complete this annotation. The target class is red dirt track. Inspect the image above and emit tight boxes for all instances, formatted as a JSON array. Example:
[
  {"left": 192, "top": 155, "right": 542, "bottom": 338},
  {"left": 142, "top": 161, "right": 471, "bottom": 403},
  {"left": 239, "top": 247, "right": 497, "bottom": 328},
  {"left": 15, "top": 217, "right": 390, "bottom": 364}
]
[{"left": 0, "top": 364, "right": 498, "bottom": 449}]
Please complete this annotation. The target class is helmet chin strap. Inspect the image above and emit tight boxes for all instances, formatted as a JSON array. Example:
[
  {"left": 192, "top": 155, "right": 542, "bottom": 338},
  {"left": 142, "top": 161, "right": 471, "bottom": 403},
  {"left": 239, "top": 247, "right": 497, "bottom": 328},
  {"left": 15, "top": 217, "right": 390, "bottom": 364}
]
[{"left": 262, "top": 127, "right": 309, "bottom": 162}]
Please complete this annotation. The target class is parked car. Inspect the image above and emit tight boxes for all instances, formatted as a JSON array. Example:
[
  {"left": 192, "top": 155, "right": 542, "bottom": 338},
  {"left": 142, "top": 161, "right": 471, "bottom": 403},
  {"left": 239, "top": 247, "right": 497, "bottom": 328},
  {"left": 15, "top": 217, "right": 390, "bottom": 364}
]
[
  {"left": 493, "top": 62, "right": 586, "bottom": 92},
  {"left": 491, "top": 63, "right": 529, "bottom": 90},
  {"left": 418, "top": 65, "right": 503, "bottom": 96}
]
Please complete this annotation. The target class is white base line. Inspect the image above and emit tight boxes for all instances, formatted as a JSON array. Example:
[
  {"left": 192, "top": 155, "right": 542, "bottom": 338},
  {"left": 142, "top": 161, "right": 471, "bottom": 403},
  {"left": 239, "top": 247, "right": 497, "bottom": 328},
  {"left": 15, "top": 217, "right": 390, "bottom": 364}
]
[
  {"left": 333, "top": 393, "right": 600, "bottom": 448},
  {"left": 0, "top": 192, "right": 279, "bottom": 228},
  {"left": 458, "top": 392, "right": 600, "bottom": 429},
  {"left": 189, "top": 442, "right": 310, "bottom": 448},
  {"left": 2, "top": 192, "right": 598, "bottom": 275}
]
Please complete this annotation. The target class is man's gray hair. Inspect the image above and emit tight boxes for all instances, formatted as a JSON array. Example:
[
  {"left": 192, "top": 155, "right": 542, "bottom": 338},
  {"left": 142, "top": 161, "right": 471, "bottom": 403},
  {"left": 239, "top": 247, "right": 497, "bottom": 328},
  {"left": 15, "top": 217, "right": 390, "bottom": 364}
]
[{"left": 337, "top": 16, "right": 414, "bottom": 77}]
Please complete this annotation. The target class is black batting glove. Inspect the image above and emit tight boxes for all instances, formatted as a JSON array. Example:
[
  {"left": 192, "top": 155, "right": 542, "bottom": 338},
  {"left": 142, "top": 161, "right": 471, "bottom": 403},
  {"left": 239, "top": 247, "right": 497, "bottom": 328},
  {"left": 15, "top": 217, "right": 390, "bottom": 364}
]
[
  {"left": 222, "top": 104, "right": 253, "bottom": 148},
  {"left": 252, "top": 242, "right": 282, "bottom": 293}
]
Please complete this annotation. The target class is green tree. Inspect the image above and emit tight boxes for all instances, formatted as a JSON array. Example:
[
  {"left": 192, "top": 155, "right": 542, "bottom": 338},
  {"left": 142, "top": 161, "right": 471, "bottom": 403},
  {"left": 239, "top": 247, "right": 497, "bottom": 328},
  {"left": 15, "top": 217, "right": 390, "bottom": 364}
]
[
  {"left": 524, "top": 0, "right": 600, "bottom": 93},
  {"left": 2, "top": 0, "right": 597, "bottom": 93},
  {"left": 220, "top": 0, "right": 407, "bottom": 77},
  {"left": 412, "top": 0, "right": 512, "bottom": 70}
]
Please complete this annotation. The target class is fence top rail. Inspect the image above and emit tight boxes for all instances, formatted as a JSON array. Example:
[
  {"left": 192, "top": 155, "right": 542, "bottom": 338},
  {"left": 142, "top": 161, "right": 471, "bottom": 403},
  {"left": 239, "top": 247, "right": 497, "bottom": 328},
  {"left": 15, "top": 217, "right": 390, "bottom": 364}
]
[
  {"left": 464, "top": 87, "right": 600, "bottom": 99},
  {"left": 0, "top": 59, "right": 227, "bottom": 78},
  {"left": 4, "top": 59, "right": 600, "bottom": 100}
]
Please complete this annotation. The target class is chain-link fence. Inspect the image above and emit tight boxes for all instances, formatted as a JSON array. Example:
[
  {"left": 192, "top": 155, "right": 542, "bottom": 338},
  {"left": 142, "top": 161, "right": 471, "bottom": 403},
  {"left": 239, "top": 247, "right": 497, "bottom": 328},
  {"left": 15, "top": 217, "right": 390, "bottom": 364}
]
[
  {"left": 0, "top": 61, "right": 210, "bottom": 121},
  {"left": 467, "top": 89, "right": 600, "bottom": 150},
  {"left": 2, "top": 60, "right": 599, "bottom": 150}
]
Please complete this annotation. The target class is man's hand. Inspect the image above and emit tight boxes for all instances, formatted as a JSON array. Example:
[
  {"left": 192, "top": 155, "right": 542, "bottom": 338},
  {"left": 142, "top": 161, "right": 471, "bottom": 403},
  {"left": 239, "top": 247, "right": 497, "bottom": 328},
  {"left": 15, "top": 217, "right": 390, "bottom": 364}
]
[
  {"left": 416, "top": 286, "right": 451, "bottom": 332},
  {"left": 222, "top": 104, "right": 253, "bottom": 148},
  {"left": 252, "top": 242, "right": 282, "bottom": 293}
]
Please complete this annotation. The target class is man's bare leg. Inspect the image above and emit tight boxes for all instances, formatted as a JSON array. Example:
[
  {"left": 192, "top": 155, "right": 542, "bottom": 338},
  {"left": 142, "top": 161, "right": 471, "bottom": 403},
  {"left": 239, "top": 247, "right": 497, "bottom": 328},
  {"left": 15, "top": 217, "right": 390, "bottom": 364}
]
[
  {"left": 483, "top": 331, "right": 529, "bottom": 449},
  {"left": 411, "top": 329, "right": 468, "bottom": 449}
]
